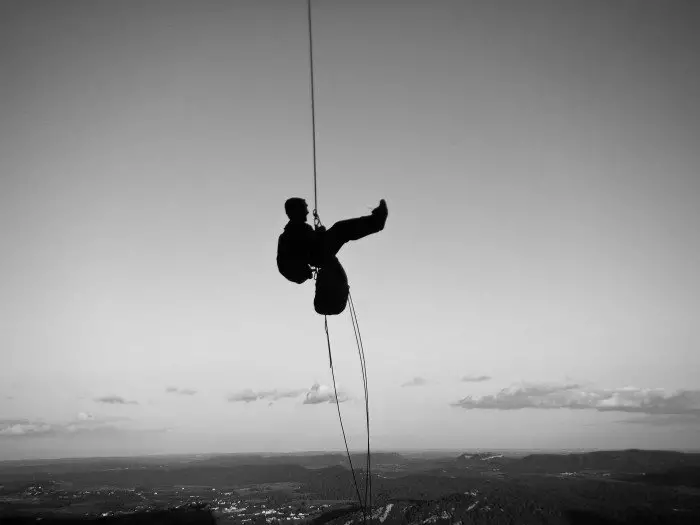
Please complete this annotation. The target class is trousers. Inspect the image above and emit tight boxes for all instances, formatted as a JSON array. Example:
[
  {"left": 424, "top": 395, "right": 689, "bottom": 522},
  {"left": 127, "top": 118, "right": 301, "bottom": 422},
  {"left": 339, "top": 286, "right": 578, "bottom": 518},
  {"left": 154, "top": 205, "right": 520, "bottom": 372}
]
[
  {"left": 311, "top": 214, "right": 384, "bottom": 268},
  {"left": 312, "top": 213, "right": 383, "bottom": 316}
]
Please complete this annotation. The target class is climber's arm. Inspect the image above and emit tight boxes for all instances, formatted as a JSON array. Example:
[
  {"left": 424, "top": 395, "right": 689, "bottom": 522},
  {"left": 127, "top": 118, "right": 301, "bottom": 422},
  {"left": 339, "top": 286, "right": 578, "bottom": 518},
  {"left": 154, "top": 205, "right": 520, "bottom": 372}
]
[
  {"left": 277, "top": 231, "right": 313, "bottom": 284},
  {"left": 277, "top": 258, "right": 313, "bottom": 284}
]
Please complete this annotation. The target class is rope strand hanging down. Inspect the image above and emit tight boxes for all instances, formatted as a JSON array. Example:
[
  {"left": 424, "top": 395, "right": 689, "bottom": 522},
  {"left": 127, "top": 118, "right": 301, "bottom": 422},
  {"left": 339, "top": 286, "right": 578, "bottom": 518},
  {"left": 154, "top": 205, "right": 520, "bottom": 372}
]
[
  {"left": 349, "top": 292, "right": 371, "bottom": 517},
  {"left": 324, "top": 304, "right": 372, "bottom": 524},
  {"left": 324, "top": 316, "right": 365, "bottom": 517},
  {"left": 307, "top": 0, "right": 320, "bottom": 228}
]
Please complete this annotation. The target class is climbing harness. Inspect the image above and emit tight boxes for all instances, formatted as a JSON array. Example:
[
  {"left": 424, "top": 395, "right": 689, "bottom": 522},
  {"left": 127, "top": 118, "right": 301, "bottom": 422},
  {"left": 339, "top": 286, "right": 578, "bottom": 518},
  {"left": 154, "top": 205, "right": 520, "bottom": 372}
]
[{"left": 307, "top": 0, "right": 372, "bottom": 521}]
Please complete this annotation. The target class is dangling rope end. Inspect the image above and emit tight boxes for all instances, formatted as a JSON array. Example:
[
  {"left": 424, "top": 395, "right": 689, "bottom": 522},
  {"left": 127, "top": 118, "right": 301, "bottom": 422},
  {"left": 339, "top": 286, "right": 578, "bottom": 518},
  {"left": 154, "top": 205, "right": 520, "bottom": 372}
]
[{"left": 324, "top": 316, "right": 332, "bottom": 368}]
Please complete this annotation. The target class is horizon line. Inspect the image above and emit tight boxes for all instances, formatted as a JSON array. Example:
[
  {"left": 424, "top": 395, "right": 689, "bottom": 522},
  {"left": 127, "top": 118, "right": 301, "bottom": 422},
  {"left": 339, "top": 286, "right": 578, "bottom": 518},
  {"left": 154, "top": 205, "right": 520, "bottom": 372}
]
[{"left": 3, "top": 446, "right": 700, "bottom": 464}]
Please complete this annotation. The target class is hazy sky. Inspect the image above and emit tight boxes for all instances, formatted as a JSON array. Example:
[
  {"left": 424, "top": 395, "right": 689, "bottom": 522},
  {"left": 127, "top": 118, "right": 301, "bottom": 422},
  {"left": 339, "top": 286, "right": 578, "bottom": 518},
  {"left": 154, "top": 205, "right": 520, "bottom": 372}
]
[{"left": 1, "top": 0, "right": 699, "bottom": 460}]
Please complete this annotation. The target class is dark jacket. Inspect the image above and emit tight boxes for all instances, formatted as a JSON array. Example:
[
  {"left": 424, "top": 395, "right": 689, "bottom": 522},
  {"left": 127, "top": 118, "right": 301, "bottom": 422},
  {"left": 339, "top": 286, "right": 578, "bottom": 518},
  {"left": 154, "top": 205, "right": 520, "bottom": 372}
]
[{"left": 277, "top": 221, "right": 316, "bottom": 284}]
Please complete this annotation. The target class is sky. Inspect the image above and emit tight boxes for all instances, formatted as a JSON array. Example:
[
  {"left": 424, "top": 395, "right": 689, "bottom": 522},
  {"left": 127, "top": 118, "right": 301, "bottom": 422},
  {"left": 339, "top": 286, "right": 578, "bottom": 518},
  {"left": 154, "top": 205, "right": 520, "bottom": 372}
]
[{"left": 1, "top": 0, "right": 699, "bottom": 460}]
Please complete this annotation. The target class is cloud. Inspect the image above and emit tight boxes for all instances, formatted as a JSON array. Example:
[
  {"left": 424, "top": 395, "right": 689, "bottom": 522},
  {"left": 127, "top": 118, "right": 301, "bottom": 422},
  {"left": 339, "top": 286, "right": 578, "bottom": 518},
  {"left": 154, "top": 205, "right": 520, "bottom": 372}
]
[
  {"left": 166, "top": 387, "right": 197, "bottom": 396},
  {"left": 0, "top": 414, "right": 158, "bottom": 439},
  {"left": 401, "top": 377, "right": 428, "bottom": 388},
  {"left": 263, "top": 389, "right": 308, "bottom": 401},
  {"left": 227, "top": 385, "right": 346, "bottom": 405},
  {"left": 228, "top": 389, "right": 259, "bottom": 403},
  {"left": 452, "top": 383, "right": 700, "bottom": 417},
  {"left": 70, "top": 412, "right": 130, "bottom": 427},
  {"left": 94, "top": 395, "right": 138, "bottom": 405},
  {"left": 595, "top": 388, "right": 700, "bottom": 415},
  {"left": 62, "top": 416, "right": 136, "bottom": 434},
  {"left": 227, "top": 388, "right": 306, "bottom": 404},
  {"left": 461, "top": 375, "right": 492, "bottom": 383},
  {"left": 303, "top": 383, "right": 348, "bottom": 405},
  {"left": 0, "top": 419, "right": 53, "bottom": 437}
]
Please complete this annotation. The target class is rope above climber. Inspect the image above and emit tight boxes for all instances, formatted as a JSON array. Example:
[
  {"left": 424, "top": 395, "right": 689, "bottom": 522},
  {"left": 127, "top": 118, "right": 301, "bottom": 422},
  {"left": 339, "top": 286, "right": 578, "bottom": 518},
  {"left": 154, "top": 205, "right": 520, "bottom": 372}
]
[{"left": 276, "top": 198, "right": 388, "bottom": 315}]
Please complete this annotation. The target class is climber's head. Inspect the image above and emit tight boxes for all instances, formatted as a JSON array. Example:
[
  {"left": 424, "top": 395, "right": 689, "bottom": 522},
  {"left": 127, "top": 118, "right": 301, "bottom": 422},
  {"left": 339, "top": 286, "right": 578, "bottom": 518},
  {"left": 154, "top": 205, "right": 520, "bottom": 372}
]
[{"left": 285, "top": 197, "right": 309, "bottom": 222}]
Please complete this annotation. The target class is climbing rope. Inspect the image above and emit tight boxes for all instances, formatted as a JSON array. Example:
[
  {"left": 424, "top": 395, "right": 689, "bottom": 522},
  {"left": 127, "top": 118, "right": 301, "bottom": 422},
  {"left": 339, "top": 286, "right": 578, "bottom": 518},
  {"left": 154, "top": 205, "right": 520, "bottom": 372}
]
[
  {"left": 349, "top": 292, "right": 371, "bottom": 517},
  {"left": 307, "top": 1, "right": 372, "bottom": 521},
  {"left": 324, "top": 302, "right": 372, "bottom": 524},
  {"left": 307, "top": 0, "right": 321, "bottom": 230},
  {"left": 324, "top": 317, "right": 366, "bottom": 523}
]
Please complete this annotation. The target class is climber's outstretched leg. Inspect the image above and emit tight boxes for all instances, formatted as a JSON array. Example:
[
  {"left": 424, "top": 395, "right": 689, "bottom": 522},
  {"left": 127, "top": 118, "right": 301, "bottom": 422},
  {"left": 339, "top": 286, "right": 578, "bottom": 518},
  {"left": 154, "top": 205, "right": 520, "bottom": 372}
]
[{"left": 322, "top": 200, "right": 388, "bottom": 259}]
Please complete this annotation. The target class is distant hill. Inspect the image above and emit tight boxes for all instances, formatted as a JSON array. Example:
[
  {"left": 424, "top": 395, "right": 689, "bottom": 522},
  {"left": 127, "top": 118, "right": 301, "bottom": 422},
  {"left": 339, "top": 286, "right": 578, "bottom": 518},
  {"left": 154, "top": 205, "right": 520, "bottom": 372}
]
[
  {"left": 344, "top": 452, "right": 410, "bottom": 469},
  {"left": 3, "top": 450, "right": 700, "bottom": 524},
  {"left": 503, "top": 449, "right": 700, "bottom": 474},
  {"left": 189, "top": 454, "right": 349, "bottom": 469},
  {"left": 0, "top": 453, "right": 412, "bottom": 473},
  {"left": 0, "top": 463, "right": 314, "bottom": 491},
  {"left": 0, "top": 506, "right": 217, "bottom": 525},
  {"left": 321, "top": 481, "right": 700, "bottom": 525},
  {"left": 455, "top": 452, "right": 517, "bottom": 468}
]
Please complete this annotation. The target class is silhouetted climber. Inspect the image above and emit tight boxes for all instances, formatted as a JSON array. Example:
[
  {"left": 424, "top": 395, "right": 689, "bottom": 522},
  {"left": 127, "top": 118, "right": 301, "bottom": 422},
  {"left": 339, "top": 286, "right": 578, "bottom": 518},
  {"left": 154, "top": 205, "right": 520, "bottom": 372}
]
[{"left": 277, "top": 198, "right": 388, "bottom": 315}]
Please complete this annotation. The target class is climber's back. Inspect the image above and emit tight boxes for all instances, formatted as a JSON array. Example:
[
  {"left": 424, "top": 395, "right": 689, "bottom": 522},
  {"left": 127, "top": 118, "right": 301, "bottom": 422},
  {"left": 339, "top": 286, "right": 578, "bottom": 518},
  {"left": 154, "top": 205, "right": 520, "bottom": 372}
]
[{"left": 276, "top": 198, "right": 315, "bottom": 284}]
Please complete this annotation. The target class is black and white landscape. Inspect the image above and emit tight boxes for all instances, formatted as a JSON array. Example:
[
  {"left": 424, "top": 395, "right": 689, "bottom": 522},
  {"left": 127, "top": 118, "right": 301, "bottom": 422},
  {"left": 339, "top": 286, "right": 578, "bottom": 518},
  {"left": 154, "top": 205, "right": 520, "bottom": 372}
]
[
  {"left": 2, "top": 449, "right": 700, "bottom": 524},
  {"left": 2, "top": 0, "right": 699, "bottom": 524}
]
